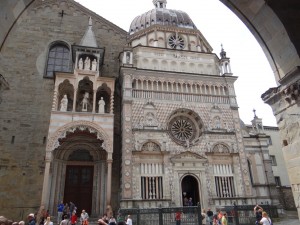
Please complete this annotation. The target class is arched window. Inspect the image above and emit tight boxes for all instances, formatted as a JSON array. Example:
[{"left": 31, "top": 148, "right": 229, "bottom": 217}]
[{"left": 45, "top": 42, "right": 71, "bottom": 78}]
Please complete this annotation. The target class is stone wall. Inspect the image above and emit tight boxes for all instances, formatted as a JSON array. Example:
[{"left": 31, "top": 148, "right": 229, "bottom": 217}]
[{"left": 0, "top": 0, "right": 126, "bottom": 220}]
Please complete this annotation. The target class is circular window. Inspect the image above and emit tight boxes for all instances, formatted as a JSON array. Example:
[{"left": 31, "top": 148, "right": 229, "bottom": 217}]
[
  {"left": 168, "top": 109, "right": 203, "bottom": 146},
  {"left": 170, "top": 116, "right": 195, "bottom": 142},
  {"left": 168, "top": 35, "right": 185, "bottom": 49}
]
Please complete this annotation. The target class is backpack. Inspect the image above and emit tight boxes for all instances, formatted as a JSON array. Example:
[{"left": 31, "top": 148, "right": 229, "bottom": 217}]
[{"left": 267, "top": 218, "right": 273, "bottom": 225}]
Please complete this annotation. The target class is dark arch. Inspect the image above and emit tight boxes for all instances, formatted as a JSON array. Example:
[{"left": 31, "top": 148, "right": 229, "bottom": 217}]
[{"left": 181, "top": 175, "right": 200, "bottom": 206}]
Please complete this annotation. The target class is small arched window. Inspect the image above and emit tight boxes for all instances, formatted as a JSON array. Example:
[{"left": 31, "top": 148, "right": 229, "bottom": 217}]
[{"left": 45, "top": 42, "right": 70, "bottom": 78}]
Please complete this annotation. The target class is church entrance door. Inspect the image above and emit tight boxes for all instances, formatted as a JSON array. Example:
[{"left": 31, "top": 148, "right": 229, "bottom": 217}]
[
  {"left": 181, "top": 175, "right": 200, "bottom": 206},
  {"left": 64, "top": 165, "right": 94, "bottom": 215}
]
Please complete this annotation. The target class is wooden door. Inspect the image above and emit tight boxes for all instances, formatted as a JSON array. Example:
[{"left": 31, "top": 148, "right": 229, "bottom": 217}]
[{"left": 64, "top": 165, "right": 94, "bottom": 215}]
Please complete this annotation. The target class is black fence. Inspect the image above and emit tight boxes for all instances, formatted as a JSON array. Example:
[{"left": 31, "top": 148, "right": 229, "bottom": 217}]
[
  {"left": 119, "top": 206, "right": 202, "bottom": 225},
  {"left": 224, "top": 204, "right": 278, "bottom": 225},
  {"left": 118, "top": 204, "right": 278, "bottom": 225}
]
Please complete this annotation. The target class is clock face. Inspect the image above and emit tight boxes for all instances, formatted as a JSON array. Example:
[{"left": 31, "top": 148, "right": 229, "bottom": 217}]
[{"left": 168, "top": 35, "right": 185, "bottom": 49}]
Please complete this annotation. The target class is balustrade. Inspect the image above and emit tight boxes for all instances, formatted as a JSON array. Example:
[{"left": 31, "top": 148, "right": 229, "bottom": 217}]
[{"left": 131, "top": 89, "right": 230, "bottom": 104}]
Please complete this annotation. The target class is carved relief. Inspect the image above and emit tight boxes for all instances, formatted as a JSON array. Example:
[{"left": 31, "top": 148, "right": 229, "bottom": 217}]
[
  {"left": 212, "top": 143, "right": 230, "bottom": 153},
  {"left": 47, "top": 120, "right": 112, "bottom": 152},
  {"left": 141, "top": 142, "right": 161, "bottom": 151}
]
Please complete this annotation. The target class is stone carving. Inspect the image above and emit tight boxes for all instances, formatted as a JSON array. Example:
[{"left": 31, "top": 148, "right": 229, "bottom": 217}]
[
  {"left": 204, "top": 142, "right": 211, "bottom": 152},
  {"left": 98, "top": 97, "right": 105, "bottom": 113},
  {"left": 92, "top": 59, "right": 97, "bottom": 71},
  {"left": 46, "top": 120, "right": 112, "bottom": 152},
  {"left": 212, "top": 143, "right": 229, "bottom": 153},
  {"left": 214, "top": 116, "right": 221, "bottom": 129},
  {"left": 78, "top": 58, "right": 83, "bottom": 69},
  {"left": 144, "top": 112, "right": 158, "bottom": 126},
  {"left": 84, "top": 57, "right": 90, "bottom": 70},
  {"left": 231, "top": 143, "right": 238, "bottom": 153},
  {"left": 141, "top": 142, "right": 161, "bottom": 151},
  {"left": 59, "top": 94, "right": 68, "bottom": 112},
  {"left": 81, "top": 92, "right": 89, "bottom": 111},
  {"left": 126, "top": 52, "right": 130, "bottom": 64}
]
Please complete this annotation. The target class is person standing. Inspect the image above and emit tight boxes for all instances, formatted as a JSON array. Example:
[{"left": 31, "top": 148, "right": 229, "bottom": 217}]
[
  {"left": 206, "top": 208, "right": 213, "bottom": 225},
  {"left": 71, "top": 212, "right": 77, "bottom": 225},
  {"left": 259, "top": 212, "right": 272, "bottom": 225},
  {"left": 60, "top": 215, "right": 70, "bottom": 225},
  {"left": 125, "top": 215, "right": 132, "bottom": 225},
  {"left": 221, "top": 213, "right": 227, "bottom": 225},
  {"left": 44, "top": 217, "right": 53, "bottom": 225},
  {"left": 57, "top": 201, "right": 64, "bottom": 225},
  {"left": 80, "top": 210, "right": 89, "bottom": 225},
  {"left": 254, "top": 205, "right": 263, "bottom": 225},
  {"left": 201, "top": 209, "right": 206, "bottom": 225},
  {"left": 28, "top": 213, "right": 36, "bottom": 225},
  {"left": 175, "top": 211, "right": 181, "bottom": 225}
]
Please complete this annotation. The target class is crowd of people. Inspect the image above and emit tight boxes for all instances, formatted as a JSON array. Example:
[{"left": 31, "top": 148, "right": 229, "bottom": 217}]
[
  {"left": 0, "top": 203, "right": 273, "bottom": 225},
  {"left": 175, "top": 205, "right": 272, "bottom": 225}
]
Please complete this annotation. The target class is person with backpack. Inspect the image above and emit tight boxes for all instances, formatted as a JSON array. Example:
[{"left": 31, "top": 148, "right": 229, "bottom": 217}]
[{"left": 259, "top": 212, "right": 272, "bottom": 225}]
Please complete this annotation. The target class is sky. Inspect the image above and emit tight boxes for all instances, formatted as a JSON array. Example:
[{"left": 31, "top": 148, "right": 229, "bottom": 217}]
[{"left": 76, "top": 0, "right": 278, "bottom": 126}]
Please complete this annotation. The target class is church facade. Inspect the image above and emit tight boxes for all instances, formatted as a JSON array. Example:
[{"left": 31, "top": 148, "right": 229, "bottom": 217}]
[{"left": 0, "top": 0, "right": 281, "bottom": 219}]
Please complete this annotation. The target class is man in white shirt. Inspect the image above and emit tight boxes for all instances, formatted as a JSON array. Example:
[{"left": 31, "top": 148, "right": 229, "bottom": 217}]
[{"left": 125, "top": 215, "right": 132, "bottom": 225}]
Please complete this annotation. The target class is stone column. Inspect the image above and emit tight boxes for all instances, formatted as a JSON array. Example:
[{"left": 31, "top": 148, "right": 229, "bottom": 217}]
[
  {"left": 92, "top": 90, "right": 96, "bottom": 113},
  {"left": 52, "top": 86, "right": 58, "bottom": 111},
  {"left": 41, "top": 151, "right": 52, "bottom": 208},
  {"left": 73, "top": 89, "right": 77, "bottom": 112},
  {"left": 106, "top": 158, "right": 113, "bottom": 205},
  {"left": 110, "top": 94, "right": 114, "bottom": 114}
]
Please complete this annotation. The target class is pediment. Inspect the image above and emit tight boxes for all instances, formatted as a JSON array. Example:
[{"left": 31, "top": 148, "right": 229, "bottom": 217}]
[{"left": 170, "top": 151, "right": 207, "bottom": 163}]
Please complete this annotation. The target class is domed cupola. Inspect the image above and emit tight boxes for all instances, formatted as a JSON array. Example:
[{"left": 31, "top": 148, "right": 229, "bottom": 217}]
[{"left": 129, "top": 0, "right": 197, "bottom": 35}]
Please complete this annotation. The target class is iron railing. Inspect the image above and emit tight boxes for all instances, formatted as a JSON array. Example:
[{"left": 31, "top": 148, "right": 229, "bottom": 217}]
[{"left": 118, "top": 204, "right": 278, "bottom": 225}]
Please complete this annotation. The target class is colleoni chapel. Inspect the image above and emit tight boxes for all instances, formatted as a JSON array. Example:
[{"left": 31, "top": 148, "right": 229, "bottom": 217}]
[{"left": 0, "top": 0, "right": 280, "bottom": 218}]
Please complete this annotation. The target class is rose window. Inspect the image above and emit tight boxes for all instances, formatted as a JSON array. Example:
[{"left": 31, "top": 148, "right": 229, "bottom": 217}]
[
  {"left": 167, "top": 109, "right": 203, "bottom": 146},
  {"left": 171, "top": 118, "right": 194, "bottom": 141}
]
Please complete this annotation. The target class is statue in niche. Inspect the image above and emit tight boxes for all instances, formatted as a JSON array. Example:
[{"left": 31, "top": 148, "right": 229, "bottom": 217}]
[
  {"left": 98, "top": 97, "right": 105, "bottom": 113},
  {"left": 84, "top": 57, "right": 90, "bottom": 70},
  {"left": 60, "top": 94, "right": 68, "bottom": 112},
  {"left": 205, "top": 142, "right": 211, "bottom": 152},
  {"left": 81, "top": 92, "right": 89, "bottom": 111},
  {"left": 92, "top": 59, "right": 97, "bottom": 71},
  {"left": 144, "top": 112, "right": 158, "bottom": 126},
  {"left": 214, "top": 116, "right": 221, "bottom": 129},
  {"left": 78, "top": 58, "right": 83, "bottom": 70},
  {"left": 126, "top": 53, "right": 130, "bottom": 64},
  {"left": 207, "top": 120, "right": 213, "bottom": 131}
]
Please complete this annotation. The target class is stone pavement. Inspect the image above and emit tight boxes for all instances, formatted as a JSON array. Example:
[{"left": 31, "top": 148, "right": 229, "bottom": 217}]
[{"left": 274, "top": 211, "right": 299, "bottom": 225}]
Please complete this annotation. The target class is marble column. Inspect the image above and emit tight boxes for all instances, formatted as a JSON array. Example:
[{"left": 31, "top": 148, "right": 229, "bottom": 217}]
[
  {"left": 72, "top": 89, "right": 77, "bottom": 112},
  {"left": 106, "top": 159, "right": 113, "bottom": 205},
  {"left": 92, "top": 90, "right": 96, "bottom": 113}
]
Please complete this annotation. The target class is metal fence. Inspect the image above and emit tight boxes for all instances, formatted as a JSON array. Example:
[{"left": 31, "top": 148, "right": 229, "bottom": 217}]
[
  {"left": 119, "top": 206, "right": 202, "bottom": 225},
  {"left": 119, "top": 204, "right": 278, "bottom": 225}
]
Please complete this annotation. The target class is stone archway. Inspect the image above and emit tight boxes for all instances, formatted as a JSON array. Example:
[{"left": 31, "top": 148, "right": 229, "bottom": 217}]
[{"left": 41, "top": 121, "right": 113, "bottom": 216}]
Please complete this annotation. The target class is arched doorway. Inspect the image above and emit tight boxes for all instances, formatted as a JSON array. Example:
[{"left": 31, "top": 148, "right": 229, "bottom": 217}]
[
  {"left": 64, "top": 150, "right": 94, "bottom": 214},
  {"left": 44, "top": 125, "right": 109, "bottom": 216},
  {"left": 181, "top": 175, "right": 200, "bottom": 206}
]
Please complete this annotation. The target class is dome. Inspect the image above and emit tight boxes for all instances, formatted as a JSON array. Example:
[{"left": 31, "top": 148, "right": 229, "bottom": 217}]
[{"left": 129, "top": 4, "right": 197, "bottom": 35}]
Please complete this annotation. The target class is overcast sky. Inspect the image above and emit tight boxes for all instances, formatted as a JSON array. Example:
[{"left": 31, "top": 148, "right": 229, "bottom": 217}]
[{"left": 76, "top": 0, "right": 278, "bottom": 126}]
